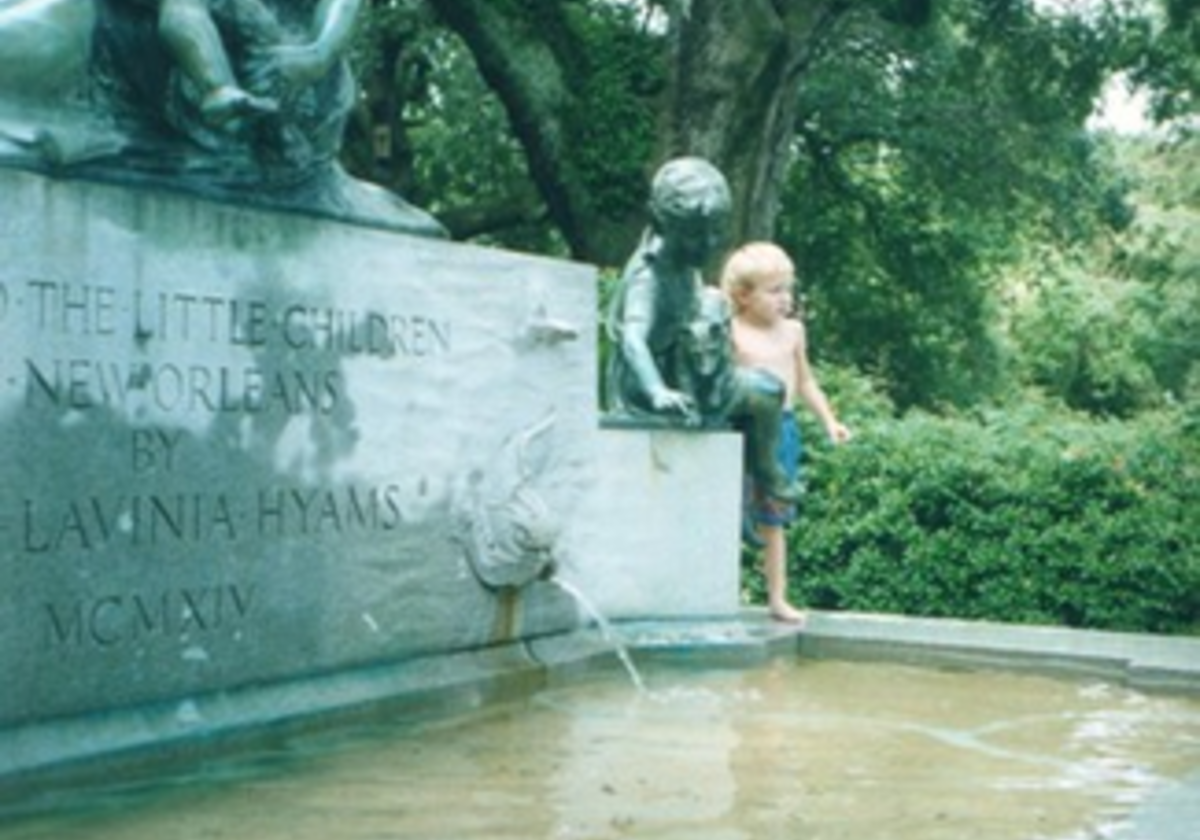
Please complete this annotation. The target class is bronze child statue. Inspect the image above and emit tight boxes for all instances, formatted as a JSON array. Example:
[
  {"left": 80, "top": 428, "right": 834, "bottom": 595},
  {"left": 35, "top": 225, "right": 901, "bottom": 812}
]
[{"left": 605, "top": 156, "right": 801, "bottom": 503}]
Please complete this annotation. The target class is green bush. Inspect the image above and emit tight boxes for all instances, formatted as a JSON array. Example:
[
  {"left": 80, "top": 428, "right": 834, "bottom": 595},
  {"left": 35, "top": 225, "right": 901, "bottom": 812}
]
[
  {"left": 1006, "top": 259, "right": 1165, "bottom": 418},
  {"left": 776, "top": 398, "right": 1200, "bottom": 634}
]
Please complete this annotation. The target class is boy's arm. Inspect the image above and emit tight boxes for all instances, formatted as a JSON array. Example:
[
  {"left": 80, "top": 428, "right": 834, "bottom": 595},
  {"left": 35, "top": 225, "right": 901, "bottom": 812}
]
[{"left": 791, "top": 320, "right": 851, "bottom": 444}]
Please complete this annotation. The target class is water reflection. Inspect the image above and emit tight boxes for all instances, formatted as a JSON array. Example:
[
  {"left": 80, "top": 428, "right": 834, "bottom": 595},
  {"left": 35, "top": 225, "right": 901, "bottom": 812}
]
[
  {"left": 549, "top": 685, "right": 741, "bottom": 839},
  {"left": 2, "top": 659, "right": 1198, "bottom": 840}
]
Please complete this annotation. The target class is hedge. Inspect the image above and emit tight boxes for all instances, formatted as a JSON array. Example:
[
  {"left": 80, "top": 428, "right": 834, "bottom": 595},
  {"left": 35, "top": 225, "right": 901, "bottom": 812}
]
[{"left": 751, "top": 400, "right": 1200, "bottom": 635}]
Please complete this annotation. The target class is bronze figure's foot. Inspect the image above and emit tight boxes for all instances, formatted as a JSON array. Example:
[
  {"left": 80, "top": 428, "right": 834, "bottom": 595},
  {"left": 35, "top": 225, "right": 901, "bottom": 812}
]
[
  {"left": 741, "top": 514, "right": 765, "bottom": 549},
  {"left": 762, "top": 479, "right": 804, "bottom": 504},
  {"left": 200, "top": 86, "right": 278, "bottom": 127}
]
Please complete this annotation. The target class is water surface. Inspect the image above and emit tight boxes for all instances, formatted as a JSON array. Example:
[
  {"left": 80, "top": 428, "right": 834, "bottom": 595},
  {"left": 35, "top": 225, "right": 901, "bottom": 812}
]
[{"left": 4, "top": 658, "right": 1199, "bottom": 840}]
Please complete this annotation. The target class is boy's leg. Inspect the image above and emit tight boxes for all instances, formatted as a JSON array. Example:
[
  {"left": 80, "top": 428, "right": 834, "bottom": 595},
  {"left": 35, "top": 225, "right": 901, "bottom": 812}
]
[{"left": 759, "top": 523, "right": 805, "bottom": 624}]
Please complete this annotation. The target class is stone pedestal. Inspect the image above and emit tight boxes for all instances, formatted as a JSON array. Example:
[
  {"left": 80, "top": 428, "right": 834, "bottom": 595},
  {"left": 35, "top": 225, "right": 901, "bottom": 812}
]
[{"left": 562, "top": 430, "right": 742, "bottom": 619}]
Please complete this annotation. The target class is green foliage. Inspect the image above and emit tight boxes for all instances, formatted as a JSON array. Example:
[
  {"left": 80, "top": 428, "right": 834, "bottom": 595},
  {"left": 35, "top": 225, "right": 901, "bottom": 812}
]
[
  {"left": 350, "top": 0, "right": 663, "bottom": 253},
  {"left": 346, "top": 1, "right": 565, "bottom": 252},
  {"left": 1000, "top": 134, "right": 1200, "bottom": 415},
  {"left": 1111, "top": 135, "right": 1200, "bottom": 402},
  {"left": 783, "top": 402, "right": 1200, "bottom": 634},
  {"left": 595, "top": 267, "right": 621, "bottom": 402},
  {"left": 777, "top": 0, "right": 1130, "bottom": 411},
  {"left": 1123, "top": 0, "right": 1200, "bottom": 124},
  {"left": 561, "top": 2, "right": 664, "bottom": 222},
  {"left": 1006, "top": 250, "right": 1163, "bottom": 417},
  {"left": 402, "top": 33, "right": 564, "bottom": 253}
]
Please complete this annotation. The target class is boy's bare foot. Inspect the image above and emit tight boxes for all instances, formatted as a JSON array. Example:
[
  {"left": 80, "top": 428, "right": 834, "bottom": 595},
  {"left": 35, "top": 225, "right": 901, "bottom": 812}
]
[{"left": 769, "top": 602, "right": 807, "bottom": 625}]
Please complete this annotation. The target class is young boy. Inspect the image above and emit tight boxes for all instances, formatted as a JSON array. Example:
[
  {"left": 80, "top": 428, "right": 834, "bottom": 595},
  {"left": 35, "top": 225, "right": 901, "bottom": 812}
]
[{"left": 721, "top": 242, "right": 852, "bottom": 624}]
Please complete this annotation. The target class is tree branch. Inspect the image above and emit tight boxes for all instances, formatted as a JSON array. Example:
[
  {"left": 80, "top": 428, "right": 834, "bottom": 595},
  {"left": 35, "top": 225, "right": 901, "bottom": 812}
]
[{"left": 426, "top": 0, "right": 590, "bottom": 254}]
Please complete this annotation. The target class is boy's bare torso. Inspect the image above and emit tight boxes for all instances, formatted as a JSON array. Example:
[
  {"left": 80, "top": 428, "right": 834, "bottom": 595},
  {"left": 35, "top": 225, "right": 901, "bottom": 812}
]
[{"left": 730, "top": 317, "right": 804, "bottom": 405}]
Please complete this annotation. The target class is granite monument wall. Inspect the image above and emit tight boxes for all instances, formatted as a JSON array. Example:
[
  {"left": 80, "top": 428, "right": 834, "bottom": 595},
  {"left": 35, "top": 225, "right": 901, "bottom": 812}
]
[{"left": 0, "top": 168, "right": 596, "bottom": 730}]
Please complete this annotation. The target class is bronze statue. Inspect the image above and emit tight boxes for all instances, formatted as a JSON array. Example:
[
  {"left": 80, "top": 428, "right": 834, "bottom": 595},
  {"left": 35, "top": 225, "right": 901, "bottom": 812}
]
[
  {"left": 676, "top": 286, "right": 740, "bottom": 424},
  {"left": 604, "top": 156, "right": 801, "bottom": 502},
  {"left": 605, "top": 156, "right": 731, "bottom": 423},
  {"left": 154, "top": 0, "right": 284, "bottom": 130},
  {"left": 0, "top": 0, "right": 121, "bottom": 164},
  {"left": 0, "top": 0, "right": 444, "bottom": 236},
  {"left": 0, "top": 1, "right": 94, "bottom": 101}
]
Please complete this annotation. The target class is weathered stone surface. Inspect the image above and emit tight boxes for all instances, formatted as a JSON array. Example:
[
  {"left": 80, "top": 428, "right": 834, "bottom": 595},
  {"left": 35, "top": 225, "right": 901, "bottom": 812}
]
[
  {"left": 563, "top": 430, "right": 742, "bottom": 620},
  {"left": 0, "top": 167, "right": 594, "bottom": 728}
]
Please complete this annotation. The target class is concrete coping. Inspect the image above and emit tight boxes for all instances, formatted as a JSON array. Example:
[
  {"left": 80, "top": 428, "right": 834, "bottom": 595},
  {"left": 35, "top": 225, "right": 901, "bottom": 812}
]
[
  {"left": 609, "top": 610, "right": 1200, "bottom": 694},
  {"left": 792, "top": 610, "right": 1200, "bottom": 694},
  {"left": 3, "top": 610, "right": 1197, "bottom": 802}
]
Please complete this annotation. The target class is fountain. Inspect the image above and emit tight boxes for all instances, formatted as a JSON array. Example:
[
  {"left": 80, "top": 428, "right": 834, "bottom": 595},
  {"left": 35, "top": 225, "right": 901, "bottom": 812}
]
[
  {"left": 1, "top": 3, "right": 1198, "bottom": 835},
  {"left": 0, "top": 0, "right": 741, "bottom": 791}
]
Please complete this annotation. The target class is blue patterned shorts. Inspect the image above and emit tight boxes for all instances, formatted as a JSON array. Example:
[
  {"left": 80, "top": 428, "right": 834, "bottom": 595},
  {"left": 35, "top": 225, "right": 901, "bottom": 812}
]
[{"left": 745, "top": 412, "right": 802, "bottom": 528}]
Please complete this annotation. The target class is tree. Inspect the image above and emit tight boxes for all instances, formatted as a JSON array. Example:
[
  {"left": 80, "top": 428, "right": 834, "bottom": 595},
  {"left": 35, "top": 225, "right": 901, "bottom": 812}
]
[
  {"left": 416, "top": 1, "right": 940, "bottom": 265},
  {"left": 778, "top": 0, "right": 1131, "bottom": 407},
  {"left": 1111, "top": 133, "right": 1200, "bottom": 404},
  {"left": 346, "top": 1, "right": 1154, "bottom": 410},
  {"left": 417, "top": 0, "right": 661, "bottom": 263},
  {"left": 1123, "top": 0, "right": 1200, "bottom": 125}
]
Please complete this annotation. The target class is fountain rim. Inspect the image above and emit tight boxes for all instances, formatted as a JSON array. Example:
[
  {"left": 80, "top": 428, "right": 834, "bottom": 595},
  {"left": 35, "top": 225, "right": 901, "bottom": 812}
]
[{"left": 2, "top": 609, "right": 1198, "bottom": 801}]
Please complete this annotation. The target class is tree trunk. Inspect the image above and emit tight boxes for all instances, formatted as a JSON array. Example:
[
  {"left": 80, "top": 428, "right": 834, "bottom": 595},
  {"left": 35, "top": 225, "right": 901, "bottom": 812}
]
[
  {"left": 427, "top": 0, "right": 845, "bottom": 264},
  {"left": 427, "top": 0, "right": 642, "bottom": 263},
  {"left": 660, "top": 0, "right": 842, "bottom": 245}
]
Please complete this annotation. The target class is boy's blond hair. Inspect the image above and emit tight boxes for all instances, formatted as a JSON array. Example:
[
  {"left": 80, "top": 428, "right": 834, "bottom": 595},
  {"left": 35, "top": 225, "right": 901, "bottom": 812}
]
[{"left": 720, "top": 242, "right": 795, "bottom": 312}]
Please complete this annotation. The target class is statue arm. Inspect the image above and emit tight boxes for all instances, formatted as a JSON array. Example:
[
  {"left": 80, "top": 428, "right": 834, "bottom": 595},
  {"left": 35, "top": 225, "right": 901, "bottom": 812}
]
[
  {"left": 308, "top": 0, "right": 362, "bottom": 59},
  {"left": 618, "top": 274, "right": 695, "bottom": 417},
  {"left": 619, "top": 288, "right": 667, "bottom": 397},
  {"left": 246, "top": 0, "right": 362, "bottom": 91}
]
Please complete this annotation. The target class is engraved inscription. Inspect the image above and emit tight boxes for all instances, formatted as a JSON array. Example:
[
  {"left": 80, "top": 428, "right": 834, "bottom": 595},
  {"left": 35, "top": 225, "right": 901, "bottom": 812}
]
[
  {"left": 5, "top": 265, "right": 463, "bottom": 658},
  {"left": 8, "top": 279, "right": 454, "bottom": 416},
  {"left": 22, "top": 493, "right": 239, "bottom": 552},
  {"left": 19, "top": 484, "right": 407, "bottom": 553},
  {"left": 19, "top": 280, "right": 452, "bottom": 356},
  {"left": 131, "top": 429, "right": 184, "bottom": 475},
  {"left": 27, "top": 280, "right": 119, "bottom": 336},
  {"left": 24, "top": 358, "right": 344, "bottom": 414},
  {"left": 255, "top": 485, "right": 406, "bottom": 537},
  {"left": 43, "top": 583, "right": 257, "bottom": 649}
]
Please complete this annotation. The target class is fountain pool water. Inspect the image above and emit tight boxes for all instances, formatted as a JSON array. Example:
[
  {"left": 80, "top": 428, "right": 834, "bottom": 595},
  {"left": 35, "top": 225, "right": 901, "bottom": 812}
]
[{"left": 2, "top": 651, "right": 1198, "bottom": 840}]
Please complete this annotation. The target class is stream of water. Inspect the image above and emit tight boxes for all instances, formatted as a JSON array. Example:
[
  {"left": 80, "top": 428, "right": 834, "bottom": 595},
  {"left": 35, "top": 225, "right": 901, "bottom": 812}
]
[{"left": 551, "top": 577, "right": 646, "bottom": 692}]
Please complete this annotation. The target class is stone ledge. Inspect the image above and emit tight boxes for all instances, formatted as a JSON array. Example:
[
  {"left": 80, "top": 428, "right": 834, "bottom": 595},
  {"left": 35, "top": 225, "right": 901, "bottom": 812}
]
[
  {"left": 796, "top": 610, "right": 1200, "bottom": 695},
  {"left": 0, "top": 644, "right": 547, "bottom": 797},
  {"left": 4, "top": 610, "right": 1196, "bottom": 800}
]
